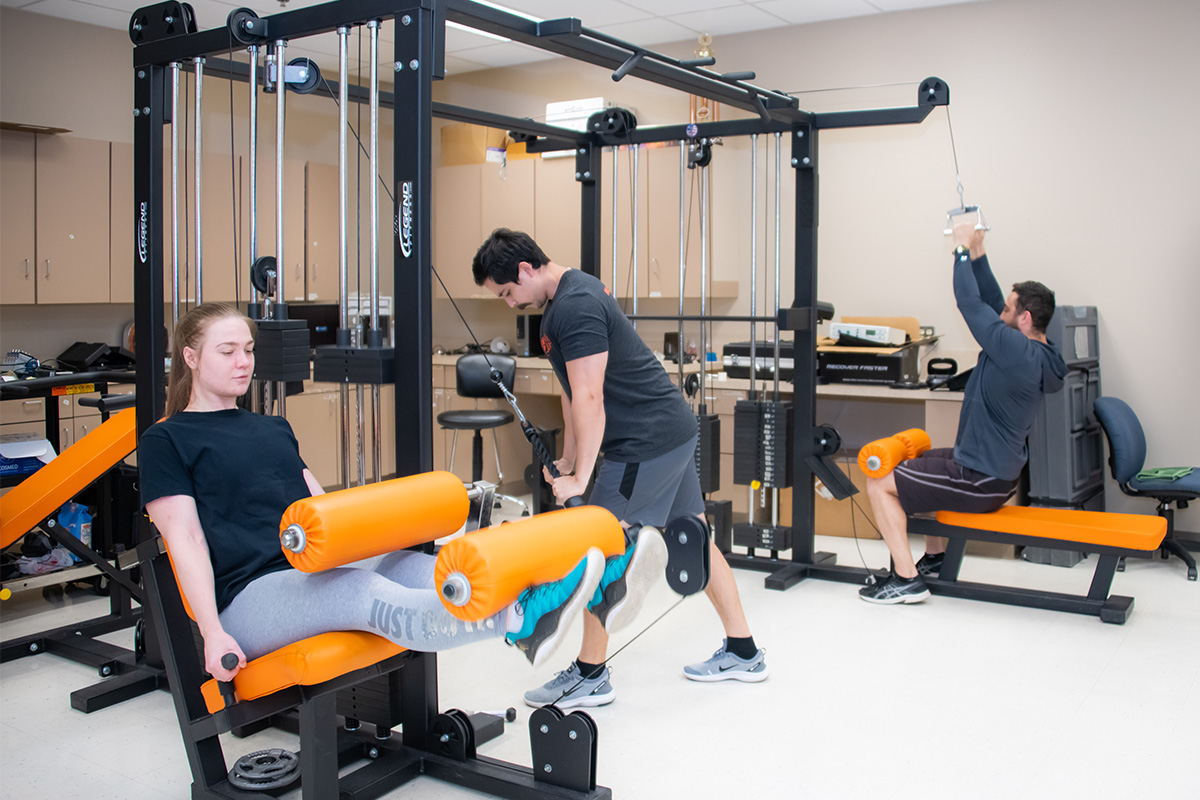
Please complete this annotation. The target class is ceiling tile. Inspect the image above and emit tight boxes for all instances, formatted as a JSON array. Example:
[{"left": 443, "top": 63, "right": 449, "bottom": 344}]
[
  {"left": 20, "top": 0, "right": 129, "bottom": 28},
  {"left": 590, "top": 16, "right": 695, "bottom": 49},
  {"left": 753, "top": 0, "right": 877, "bottom": 26},
  {"left": 668, "top": 4, "right": 792, "bottom": 37},
  {"left": 497, "top": 0, "right": 652, "bottom": 27},
  {"left": 452, "top": 41, "right": 558, "bottom": 69}
]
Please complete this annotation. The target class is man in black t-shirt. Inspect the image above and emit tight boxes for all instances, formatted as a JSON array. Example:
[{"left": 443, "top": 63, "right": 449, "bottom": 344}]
[{"left": 473, "top": 229, "right": 767, "bottom": 710}]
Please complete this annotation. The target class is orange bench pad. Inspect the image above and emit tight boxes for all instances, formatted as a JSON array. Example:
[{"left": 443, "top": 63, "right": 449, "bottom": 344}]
[
  {"left": 200, "top": 630, "right": 404, "bottom": 715},
  {"left": 936, "top": 506, "right": 1166, "bottom": 551},
  {"left": 1, "top": 408, "right": 136, "bottom": 549}
]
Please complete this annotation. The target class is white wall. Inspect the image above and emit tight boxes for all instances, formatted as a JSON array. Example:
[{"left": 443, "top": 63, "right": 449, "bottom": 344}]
[
  {"left": 2, "top": 0, "right": 1196, "bottom": 529},
  {"left": 435, "top": 0, "right": 1200, "bottom": 528}
]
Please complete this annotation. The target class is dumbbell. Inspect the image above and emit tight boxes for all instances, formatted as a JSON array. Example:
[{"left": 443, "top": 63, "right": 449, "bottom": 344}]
[{"left": 857, "top": 428, "right": 932, "bottom": 478}]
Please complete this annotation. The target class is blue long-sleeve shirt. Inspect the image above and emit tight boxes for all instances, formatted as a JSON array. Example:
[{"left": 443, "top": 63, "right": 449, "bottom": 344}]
[{"left": 952, "top": 254, "right": 1067, "bottom": 480}]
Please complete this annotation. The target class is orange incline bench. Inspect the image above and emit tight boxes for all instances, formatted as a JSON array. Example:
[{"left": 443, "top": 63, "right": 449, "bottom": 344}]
[
  {"left": 0, "top": 407, "right": 160, "bottom": 710},
  {"left": 908, "top": 505, "right": 1166, "bottom": 624}
]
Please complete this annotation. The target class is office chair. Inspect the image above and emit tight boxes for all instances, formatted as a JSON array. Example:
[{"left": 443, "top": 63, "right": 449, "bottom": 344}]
[
  {"left": 1094, "top": 396, "right": 1199, "bottom": 580},
  {"left": 437, "top": 353, "right": 529, "bottom": 517}
]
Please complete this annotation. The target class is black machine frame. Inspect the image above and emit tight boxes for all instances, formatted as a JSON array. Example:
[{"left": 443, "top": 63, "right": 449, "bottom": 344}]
[{"left": 130, "top": 0, "right": 947, "bottom": 795}]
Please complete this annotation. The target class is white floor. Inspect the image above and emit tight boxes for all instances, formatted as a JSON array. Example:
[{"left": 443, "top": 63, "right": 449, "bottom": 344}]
[{"left": 3, "top": 529, "right": 1198, "bottom": 800}]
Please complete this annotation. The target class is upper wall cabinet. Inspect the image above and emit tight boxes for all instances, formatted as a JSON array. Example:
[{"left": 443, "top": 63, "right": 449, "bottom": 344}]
[
  {"left": 433, "top": 163, "right": 482, "bottom": 300},
  {"left": 1, "top": 131, "right": 37, "bottom": 304},
  {"left": 35, "top": 136, "right": 111, "bottom": 304},
  {"left": 1, "top": 134, "right": 112, "bottom": 306},
  {"left": 533, "top": 156, "right": 581, "bottom": 270},
  {"left": 110, "top": 142, "right": 134, "bottom": 303}
]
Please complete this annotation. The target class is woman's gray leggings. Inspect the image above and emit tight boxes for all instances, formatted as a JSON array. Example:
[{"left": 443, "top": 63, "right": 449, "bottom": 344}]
[{"left": 219, "top": 551, "right": 505, "bottom": 661}]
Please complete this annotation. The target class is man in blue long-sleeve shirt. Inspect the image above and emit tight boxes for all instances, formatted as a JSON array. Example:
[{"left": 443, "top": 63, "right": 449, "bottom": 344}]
[{"left": 860, "top": 222, "right": 1068, "bottom": 604}]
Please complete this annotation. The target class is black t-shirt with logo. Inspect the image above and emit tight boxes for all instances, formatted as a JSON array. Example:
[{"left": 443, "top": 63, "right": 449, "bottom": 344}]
[{"left": 541, "top": 268, "right": 696, "bottom": 462}]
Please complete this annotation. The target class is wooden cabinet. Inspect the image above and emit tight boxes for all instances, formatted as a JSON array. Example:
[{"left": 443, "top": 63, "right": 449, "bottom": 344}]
[
  {"left": 645, "top": 145, "right": 708, "bottom": 299},
  {"left": 533, "top": 156, "right": 581, "bottom": 268},
  {"left": 109, "top": 143, "right": 135, "bottom": 303},
  {"left": 31, "top": 136, "right": 111, "bottom": 304},
  {"left": 433, "top": 164, "right": 482, "bottom": 299},
  {"left": 286, "top": 387, "right": 342, "bottom": 490},
  {"left": 305, "top": 162, "right": 339, "bottom": 302},
  {"left": 599, "top": 147, "right": 648, "bottom": 300},
  {"left": 249, "top": 157, "right": 306, "bottom": 302},
  {"left": 1, "top": 131, "right": 37, "bottom": 304}
]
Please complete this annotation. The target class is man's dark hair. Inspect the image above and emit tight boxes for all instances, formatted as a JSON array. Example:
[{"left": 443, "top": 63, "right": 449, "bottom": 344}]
[
  {"left": 1011, "top": 280, "right": 1055, "bottom": 333},
  {"left": 471, "top": 228, "right": 549, "bottom": 286}
]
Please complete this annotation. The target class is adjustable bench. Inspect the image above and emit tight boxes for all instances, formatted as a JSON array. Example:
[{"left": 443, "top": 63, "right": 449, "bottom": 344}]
[{"left": 908, "top": 506, "right": 1167, "bottom": 624}]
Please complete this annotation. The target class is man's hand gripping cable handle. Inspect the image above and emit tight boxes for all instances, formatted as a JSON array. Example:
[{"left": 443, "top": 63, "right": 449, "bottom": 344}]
[{"left": 489, "top": 368, "right": 584, "bottom": 508}]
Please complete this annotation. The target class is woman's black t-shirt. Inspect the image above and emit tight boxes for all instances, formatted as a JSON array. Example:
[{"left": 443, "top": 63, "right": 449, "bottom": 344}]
[{"left": 139, "top": 409, "right": 311, "bottom": 612}]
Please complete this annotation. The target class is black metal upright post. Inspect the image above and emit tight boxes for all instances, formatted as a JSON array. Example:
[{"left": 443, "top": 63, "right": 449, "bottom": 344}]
[
  {"left": 392, "top": 0, "right": 439, "bottom": 753},
  {"left": 132, "top": 63, "right": 168, "bottom": 440},
  {"left": 577, "top": 143, "right": 602, "bottom": 276},
  {"left": 790, "top": 124, "right": 818, "bottom": 566}
]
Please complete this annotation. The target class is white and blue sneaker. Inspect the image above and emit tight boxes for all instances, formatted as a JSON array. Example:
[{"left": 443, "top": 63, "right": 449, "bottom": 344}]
[
  {"left": 588, "top": 526, "right": 668, "bottom": 634},
  {"left": 682, "top": 640, "right": 769, "bottom": 683},
  {"left": 523, "top": 663, "right": 615, "bottom": 709},
  {"left": 507, "top": 549, "right": 604, "bottom": 668}
]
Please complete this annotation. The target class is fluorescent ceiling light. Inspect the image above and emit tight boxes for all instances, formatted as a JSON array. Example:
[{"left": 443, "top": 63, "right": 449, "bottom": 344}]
[{"left": 446, "top": 20, "right": 511, "bottom": 42}]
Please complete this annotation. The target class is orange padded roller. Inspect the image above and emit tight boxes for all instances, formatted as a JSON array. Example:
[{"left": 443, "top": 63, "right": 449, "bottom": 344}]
[
  {"left": 858, "top": 428, "right": 932, "bottom": 478},
  {"left": 280, "top": 471, "right": 469, "bottom": 573},
  {"left": 893, "top": 428, "right": 932, "bottom": 459},
  {"left": 434, "top": 506, "right": 626, "bottom": 622}
]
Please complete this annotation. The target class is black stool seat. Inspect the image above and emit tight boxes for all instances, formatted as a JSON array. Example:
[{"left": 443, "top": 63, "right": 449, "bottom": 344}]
[{"left": 437, "top": 409, "right": 514, "bottom": 431}]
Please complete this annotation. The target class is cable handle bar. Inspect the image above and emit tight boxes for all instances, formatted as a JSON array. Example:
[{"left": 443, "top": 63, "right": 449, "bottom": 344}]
[{"left": 489, "top": 368, "right": 583, "bottom": 509}]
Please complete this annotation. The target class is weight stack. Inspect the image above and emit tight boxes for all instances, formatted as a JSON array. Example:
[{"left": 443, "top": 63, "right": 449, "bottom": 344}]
[
  {"left": 254, "top": 319, "right": 310, "bottom": 382},
  {"left": 336, "top": 673, "right": 403, "bottom": 732},
  {"left": 696, "top": 414, "right": 720, "bottom": 494},
  {"left": 732, "top": 399, "right": 794, "bottom": 488},
  {"left": 732, "top": 522, "right": 792, "bottom": 551},
  {"left": 312, "top": 344, "right": 396, "bottom": 384}
]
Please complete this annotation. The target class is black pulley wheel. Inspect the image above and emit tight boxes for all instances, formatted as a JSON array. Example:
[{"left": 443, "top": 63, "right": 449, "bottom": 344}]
[
  {"left": 226, "top": 7, "right": 263, "bottom": 45},
  {"left": 286, "top": 57, "right": 322, "bottom": 94},
  {"left": 250, "top": 255, "right": 277, "bottom": 296}
]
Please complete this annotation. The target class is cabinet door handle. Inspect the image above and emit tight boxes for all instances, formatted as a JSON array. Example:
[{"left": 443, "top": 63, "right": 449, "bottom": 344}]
[
  {"left": 24, "top": 258, "right": 30, "bottom": 278},
  {"left": 45, "top": 259, "right": 50, "bottom": 278},
  {"left": 312, "top": 261, "right": 317, "bottom": 280},
  {"left": 22, "top": 400, "right": 40, "bottom": 408},
  {"left": 296, "top": 262, "right": 302, "bottom": 280}
]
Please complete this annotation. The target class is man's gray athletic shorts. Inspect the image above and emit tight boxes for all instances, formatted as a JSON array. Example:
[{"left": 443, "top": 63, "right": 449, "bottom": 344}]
[
  {"left": 588, "top": 435, "right": 704, "bottom": 527},
  {"left": 893, "top": 447, "right": 1018, "bottom": 516}
]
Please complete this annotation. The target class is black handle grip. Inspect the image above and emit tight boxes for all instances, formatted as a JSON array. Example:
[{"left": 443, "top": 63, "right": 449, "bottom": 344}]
[
  {"left": 564, "top": 496, "right": 584, "bottom": 508},
  {"left": 217, "top": 653, "right": 239, "bottom": 708}
]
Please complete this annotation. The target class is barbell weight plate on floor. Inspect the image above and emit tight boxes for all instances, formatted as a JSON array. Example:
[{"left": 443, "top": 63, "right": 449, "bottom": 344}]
[{"left": 227, "top": 748, "right": 300, "bottom": 791}]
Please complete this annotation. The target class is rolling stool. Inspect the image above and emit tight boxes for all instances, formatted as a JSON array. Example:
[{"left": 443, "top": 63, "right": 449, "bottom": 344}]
[{"left": 437, "top": 354, "right": 529, "bottom": 517}]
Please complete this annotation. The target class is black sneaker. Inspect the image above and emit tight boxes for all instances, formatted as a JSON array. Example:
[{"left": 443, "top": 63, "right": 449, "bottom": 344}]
[
  {"left": 858, "top": 572, "right": 930, "bottom": 604},
  {"left": 916, "top": 552, "right": 944, "bottom": 577}
]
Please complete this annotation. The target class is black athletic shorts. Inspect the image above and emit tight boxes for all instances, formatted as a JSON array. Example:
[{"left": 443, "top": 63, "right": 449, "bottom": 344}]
[{"left": 893, "top": 447, "right": 1018, "bottom": 516}]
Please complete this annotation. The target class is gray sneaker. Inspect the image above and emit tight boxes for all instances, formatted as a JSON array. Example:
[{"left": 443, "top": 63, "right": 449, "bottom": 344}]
[
  {"left": 589, "top": 526, "right": 668, "bottom": 634},
  {"left": 682, "top": 640, "right": 769, "bottom": 683},
  {"left": 523, "top": 663, "right": 615, "bottom": 710}
]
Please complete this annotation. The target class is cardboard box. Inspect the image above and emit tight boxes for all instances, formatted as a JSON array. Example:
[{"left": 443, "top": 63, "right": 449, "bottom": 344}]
[
  {"left": 440, "top": 123, "right": 536, "bottom": 166},
  {"left": 0, "top": 433, "right": 56, "bottom": 477}
]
